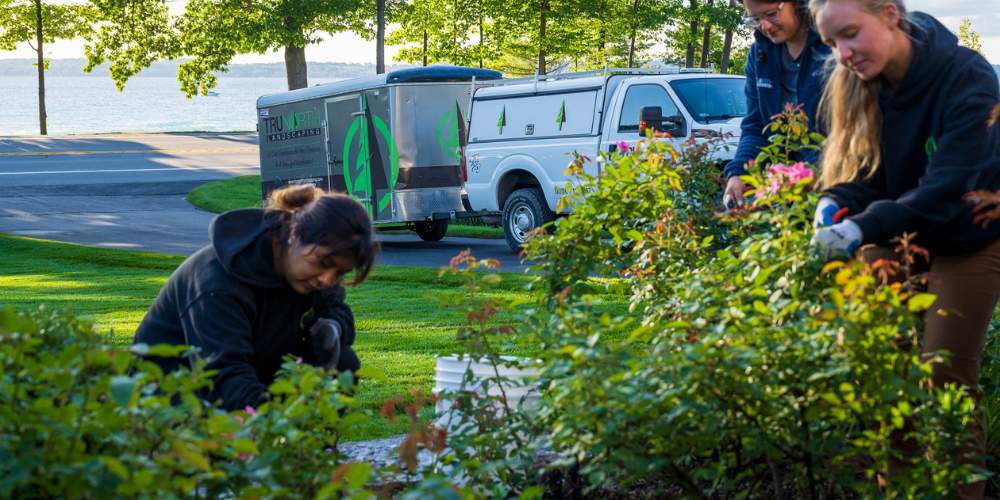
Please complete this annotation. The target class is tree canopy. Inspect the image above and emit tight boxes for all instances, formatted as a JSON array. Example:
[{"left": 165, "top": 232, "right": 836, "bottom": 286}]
[{"left": 86, "top": 0, "right": 365, "bottom": 96}]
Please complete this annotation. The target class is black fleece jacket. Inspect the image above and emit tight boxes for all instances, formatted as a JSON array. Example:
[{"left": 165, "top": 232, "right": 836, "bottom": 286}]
[
  {"left": 824, "top": 12, "right": 1000, "bottom": 255},
  {"left": 133, "top": 209, "right": 359, "bottom": 410}
]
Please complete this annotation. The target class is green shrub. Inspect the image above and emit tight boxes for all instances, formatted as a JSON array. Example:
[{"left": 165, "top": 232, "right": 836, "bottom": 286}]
[
  {"left": 414, "top": 107, "right": 991, "bottom": 497},
  {"left": 0, "top": 305, "right": 377, "bottom": 498}
]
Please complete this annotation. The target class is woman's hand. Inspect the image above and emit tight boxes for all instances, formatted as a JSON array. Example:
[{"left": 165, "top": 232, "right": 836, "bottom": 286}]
[
  {"left": 309, "top": 318, "right": 342, "bottom": 370},
  {"left": 723, "top": 176, "right": 746, "bottom": 210},
  {"left": 811, "top": 220, "right": 862, "bottom": 260}
]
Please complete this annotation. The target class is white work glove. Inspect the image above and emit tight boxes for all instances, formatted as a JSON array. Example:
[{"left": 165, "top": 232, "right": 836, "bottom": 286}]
[
  {"left": 309, "top": 318, "right": 342, "bottom": 370},
  {"left": 811, "top": 219, "right": 862, "bottom": 260},
  {"left": 814, "top": 197, "right": 840, "bottom": 228}
]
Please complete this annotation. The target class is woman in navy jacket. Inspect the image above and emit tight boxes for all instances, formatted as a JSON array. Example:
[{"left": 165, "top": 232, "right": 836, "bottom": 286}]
[{"left": 723, "top": 0, "right": 832, "bottom": 206}]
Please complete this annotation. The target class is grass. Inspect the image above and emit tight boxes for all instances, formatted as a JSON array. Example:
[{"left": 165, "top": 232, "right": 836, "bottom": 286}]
[
  {"left": 0, "top": 233, "right": 623, "bottom": 441},
  {"left": 187, "top": 175, "right": 505, "bottom": 239}
]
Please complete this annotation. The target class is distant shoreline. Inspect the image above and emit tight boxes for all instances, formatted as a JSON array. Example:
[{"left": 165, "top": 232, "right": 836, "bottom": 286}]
[
  {"left": 0, "top": 130, "right": 257, "bottom": 139},
  {"left": 0, "top": 58, "right": 411, "bottom": 79}
]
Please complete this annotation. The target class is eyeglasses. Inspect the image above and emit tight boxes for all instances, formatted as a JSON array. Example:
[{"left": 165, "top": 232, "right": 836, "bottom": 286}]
[{"left": 742, "top": 2, "right": 784, "bottom": 29}]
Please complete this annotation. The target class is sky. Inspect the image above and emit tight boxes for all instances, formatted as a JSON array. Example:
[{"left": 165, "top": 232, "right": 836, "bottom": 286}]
[{"left": 1, "top": 0, "right": 997, "bottom": 65}]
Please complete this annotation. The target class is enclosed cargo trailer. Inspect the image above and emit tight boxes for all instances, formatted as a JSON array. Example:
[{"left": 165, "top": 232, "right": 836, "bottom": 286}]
[{"left": 256, "top": 65, "right": 501, "bottom": 241}]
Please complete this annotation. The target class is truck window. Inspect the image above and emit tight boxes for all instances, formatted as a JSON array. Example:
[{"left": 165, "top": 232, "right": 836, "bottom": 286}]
[
  {"left": 617, "top": 84, "right": 680, "bottom": 133},
  {"left": 669, "top": 78, "right": 747, "bottom": 124}
]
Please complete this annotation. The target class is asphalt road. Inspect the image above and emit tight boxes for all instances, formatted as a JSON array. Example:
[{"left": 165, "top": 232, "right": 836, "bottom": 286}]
[{"left": 0, "top": 132, "right": 527, "bottom": 272}]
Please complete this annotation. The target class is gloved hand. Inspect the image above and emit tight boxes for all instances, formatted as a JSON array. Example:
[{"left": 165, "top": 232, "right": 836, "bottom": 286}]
[
  {"left": 812, "top": 219, "right": 862, "bottom": 260},
  {"left": 814, "top": 197, "right": 840, "bottom": 228},
  {"left": 309, "top": 318, "right": 342, "bottom": 370}
]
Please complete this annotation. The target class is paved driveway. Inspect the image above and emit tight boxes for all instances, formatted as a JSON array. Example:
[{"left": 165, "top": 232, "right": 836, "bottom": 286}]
[{"left": 0, "top": 132, "right": 527, "bottom": 272}]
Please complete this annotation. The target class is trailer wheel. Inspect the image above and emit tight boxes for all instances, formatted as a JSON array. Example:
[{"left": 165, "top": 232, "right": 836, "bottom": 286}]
[
  {"left": 414, "top": 220, "right": 449, "bottom": 242},
  {"left": 502, "top": 187, "right": 554, "bottom": 252}
]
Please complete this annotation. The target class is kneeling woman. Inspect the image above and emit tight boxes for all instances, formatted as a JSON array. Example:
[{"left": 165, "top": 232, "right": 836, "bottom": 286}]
[{"left": 134, "top": 185, "right": 379, "bottom": 411}]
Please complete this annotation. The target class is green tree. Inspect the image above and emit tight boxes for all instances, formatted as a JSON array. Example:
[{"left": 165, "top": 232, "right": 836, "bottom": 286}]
[
  {"left": 958, "top": 18, "right": 983, "bottom": 56},
  {"left": 0, "top": 0, "right": 91, "bottom": 135},
  {"left": 660, "top": 0, "right": 746, "bottom": 71},
  {"left": 86, "top": 0, "right": 363, "bottom": 96}
]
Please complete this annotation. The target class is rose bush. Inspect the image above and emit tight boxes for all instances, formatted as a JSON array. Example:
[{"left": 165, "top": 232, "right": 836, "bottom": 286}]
[{"left": 412, "top": 106, "right": 993, "bottom": 497}]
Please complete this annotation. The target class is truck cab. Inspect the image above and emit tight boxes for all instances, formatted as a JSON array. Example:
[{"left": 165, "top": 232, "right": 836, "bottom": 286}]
[{"left": 464, "top": 68, "right": 746, "bottom": 251}]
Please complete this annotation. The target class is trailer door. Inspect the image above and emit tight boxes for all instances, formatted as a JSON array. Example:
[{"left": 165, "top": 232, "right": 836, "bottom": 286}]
[{"left": 325, "top": 92, "right": 393, "bottom": 220}]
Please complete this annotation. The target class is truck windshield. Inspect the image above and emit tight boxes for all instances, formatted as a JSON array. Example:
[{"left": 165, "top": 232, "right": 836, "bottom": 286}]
[{"left": 669, "top": 78, "right": 747, "bottom": 124}]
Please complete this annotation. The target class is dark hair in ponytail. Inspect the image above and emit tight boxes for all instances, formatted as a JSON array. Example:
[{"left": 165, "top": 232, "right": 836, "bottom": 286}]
[{"left": 265, "top": 184, "right": 379, "bottom": 285}]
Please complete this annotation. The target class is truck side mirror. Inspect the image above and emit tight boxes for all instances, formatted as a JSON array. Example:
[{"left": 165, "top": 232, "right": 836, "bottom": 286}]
[
  {"left": 664, "top": 115, "right": 686, "bottom": 136},
  {"left": 639, "top": 106, "right": 663, "bottom": 137}
]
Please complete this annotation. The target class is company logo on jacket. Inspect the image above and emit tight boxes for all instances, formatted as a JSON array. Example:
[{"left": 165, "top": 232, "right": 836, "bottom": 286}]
[{"left": 757, "top": 78, "right": 774, "bottom": 89}]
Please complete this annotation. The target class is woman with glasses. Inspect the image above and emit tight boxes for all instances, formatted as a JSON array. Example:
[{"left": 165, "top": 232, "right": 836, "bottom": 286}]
[{"left": 723, "top": 0, "right": 831, "bottom": 207}]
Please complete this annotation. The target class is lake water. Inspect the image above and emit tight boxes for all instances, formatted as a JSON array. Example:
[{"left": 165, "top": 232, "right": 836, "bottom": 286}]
[{"left": 1, "top": 76, "right": 345, "bottom": 136}]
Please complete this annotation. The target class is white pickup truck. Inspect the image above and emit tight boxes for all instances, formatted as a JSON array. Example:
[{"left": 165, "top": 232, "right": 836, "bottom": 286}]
[{"left": 463, "top": 68, "right": 746, "bottom": 251}]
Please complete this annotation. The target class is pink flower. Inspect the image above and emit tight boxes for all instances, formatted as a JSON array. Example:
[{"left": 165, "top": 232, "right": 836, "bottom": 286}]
[
  {"left": 616, "top": 140, "right": 630, "bottom": 154},
  {"left": 764, "top": 162, "right": 814, "bottom": 194},
  {"left": 245, "top": 406, "right": 257, "bottom": 416}
]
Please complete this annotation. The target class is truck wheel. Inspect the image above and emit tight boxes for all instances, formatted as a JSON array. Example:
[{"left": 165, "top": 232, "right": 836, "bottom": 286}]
[
  {"left": 414, "top": 220, "right": 449, "bottom": 242},
  {"left": 502, "top": 187, "right": 555, "bottom": 252}
]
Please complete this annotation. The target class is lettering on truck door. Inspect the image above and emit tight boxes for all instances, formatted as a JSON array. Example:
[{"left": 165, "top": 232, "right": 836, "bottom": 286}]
[{"left": 607, "top": 83, "right": 687, "bottom": 154}]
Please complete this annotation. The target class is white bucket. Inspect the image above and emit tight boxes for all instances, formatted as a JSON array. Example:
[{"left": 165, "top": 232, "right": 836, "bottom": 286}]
[{"left": 432, "top": 355, "right": 539, "bottom": 431}]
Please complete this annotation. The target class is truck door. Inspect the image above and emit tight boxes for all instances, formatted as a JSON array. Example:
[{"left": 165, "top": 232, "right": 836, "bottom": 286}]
[{"left": 605, "top": 83, "right": 686, "bottom": 155}]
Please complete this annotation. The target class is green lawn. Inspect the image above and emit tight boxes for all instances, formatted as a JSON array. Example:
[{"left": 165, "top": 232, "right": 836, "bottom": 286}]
[
  {"left": 187, "top": 175, "right": 505, "bottom": 239},
  {"left": 0, "top": 233, "right": 594, "bottom": 441}
]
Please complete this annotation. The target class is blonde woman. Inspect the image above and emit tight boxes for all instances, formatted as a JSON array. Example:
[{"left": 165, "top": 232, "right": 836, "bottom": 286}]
[
  {"left": 809, "top": 0, "right": 999, "bottom": 496},
  {"left": 134, "top": 185, "right": 379, "bottom": 411}
]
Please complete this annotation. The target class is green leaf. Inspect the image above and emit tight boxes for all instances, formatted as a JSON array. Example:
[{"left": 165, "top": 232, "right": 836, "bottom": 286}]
[
  {"left": 110, "top": 375, "right": 135, "bottom": 407},
  {"left": 907, "top": 293, "right": 937, "bottom": 312},
  {"left": 101, "top": 456, "right": 129, "bottom": 480},
  {"left": 346, "top": 461, "right": 372, "bottom": 489},
  {"left": 269, "top": 378, "right": 296, "bottom": 395}
]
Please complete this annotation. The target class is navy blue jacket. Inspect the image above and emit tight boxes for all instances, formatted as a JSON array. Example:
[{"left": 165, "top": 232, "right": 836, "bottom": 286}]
[
  {"left": 825, "top": 12, "right": 1000, "bottom": 255},
  {"left": 134, "top": 209, "right": 360, "bottom": 410},
  {"left": 726, "top": 29, "right": 832, "bottom": 178}
]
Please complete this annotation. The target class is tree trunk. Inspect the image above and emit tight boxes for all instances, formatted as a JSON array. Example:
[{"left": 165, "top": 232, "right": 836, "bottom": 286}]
[
  {"left": 699, "top": 0, "right": 714, "bottom": 68},
  {"left": 538, "top": 0, "right": 548, "bottom": 75},
  {"left": 685, "top": 0, "right": 698, "bottom": 68},
  {"left": 34, "top": 0, "right": 47, "bottom": 135},
  {"left": 284, "top": 46, "right": 308, "bottom": 90},
  {"left": 423, "top": 30, "right": 428, "bottom": 66},
  {"left": 479, "top": 15, "right": 484, "bottom": 68},
  {"left": 627, "top": 0, "right": 641, "bottom": 67},
  {"left": 376, "top": 0, "right": 385, "bottom": 74},
  {"left": 720, "top": 0, "right": 736, "bottom": 73}
]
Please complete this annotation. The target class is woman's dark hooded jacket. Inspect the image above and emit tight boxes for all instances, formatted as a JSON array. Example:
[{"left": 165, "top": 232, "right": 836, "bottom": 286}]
[
  {"left": 133, "top": 208, "right": 360, "bottom": 410},
  {"left": 825, "top": 12, "right": 1000, "bottom": 254}
]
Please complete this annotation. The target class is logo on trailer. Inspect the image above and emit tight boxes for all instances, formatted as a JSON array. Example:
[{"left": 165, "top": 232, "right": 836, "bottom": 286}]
[{"left": 342, "top": 96, "right": 399, "bottom": 216}]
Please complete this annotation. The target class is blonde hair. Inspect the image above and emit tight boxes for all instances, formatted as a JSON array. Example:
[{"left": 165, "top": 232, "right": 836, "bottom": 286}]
[{"left": 809, "top": 0, "right": 909, "bottom": 188}]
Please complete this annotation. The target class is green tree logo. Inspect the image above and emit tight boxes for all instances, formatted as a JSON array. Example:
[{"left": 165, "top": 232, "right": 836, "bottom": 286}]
[
  {"left": 436, "top": 105, "right": 462, "bottom": 163},
  {"left": 342, "top": 98, "right": 399, "bottom": 216}
]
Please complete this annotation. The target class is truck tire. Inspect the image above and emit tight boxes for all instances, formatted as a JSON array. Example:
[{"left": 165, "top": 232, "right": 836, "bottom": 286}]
[
  {"left": 414, "top": 220, "right": 449, "bottom": 242},
  {"left": 502, "top": 187, "right": 555, "bottom": 252}
]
